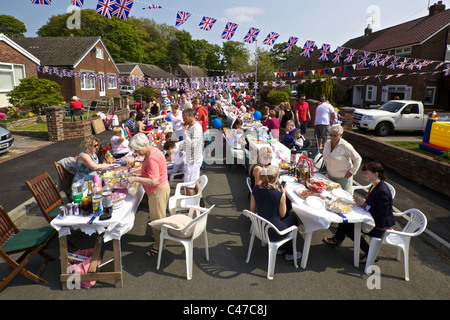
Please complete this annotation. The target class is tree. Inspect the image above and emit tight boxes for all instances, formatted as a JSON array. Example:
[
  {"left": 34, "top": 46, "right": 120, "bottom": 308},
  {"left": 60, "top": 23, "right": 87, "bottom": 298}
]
[
  {"left": 296, "top": 74, "right": 334, "bottom": 101},
  {"left": 7, "top": 77, "right": 64, "bottom": 114},
  {"left": 269, "top": 42, "right": 301, "bottom": 68},
  {"left": 0, "top": 15, "right": 27, "bottom": 37}
]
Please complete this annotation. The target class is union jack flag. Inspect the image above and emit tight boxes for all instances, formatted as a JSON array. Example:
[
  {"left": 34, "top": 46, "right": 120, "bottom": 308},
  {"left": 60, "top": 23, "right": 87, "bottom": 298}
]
[
  {"left": 344, "top": 49, "right": 358, "bottom": 63},
  {"left": 143, "top": 4, "right": 162, "bottom": 9},
  {"left": 406, "top": 59, "right": 420, "bottom": 70},
  {"left": 368, "top": 53, "right": 382, "bottom": 67},
  {"left": 31, "top": 0, "right": 51, "bottom": 4},
  {"left": 300, "top": 40, "right": 315, "bottom": 57},
  {"left": 71, "top": 0, "right": 84, "bottom": 7},
  {"left": 112, "top": 0, "right": 134, "bottom": 20},
  {"left": 332, "top": 46, "right": 344, "bottom": 63},
  {"left": 387, "top": 56, "right": 400, "bottom": 69},
  {"left": 319, "top": 43, "right": 331, "bottom": 61},
  {"left": 198, "top": 16, "right": 217, "bottom": 31},
  {"left": 283, "top": 37, "right": 298, "bottom": 54},
  {"left": 358, "top": 51, "right": 371, "bottom": 67},
  {"left": 396, "top": 58, "right": 409, "bottom": 70},
  {"left": 379, "top": 55, "right": 392, "bottom": 67},
  {"left": 262, "top": 32, "right": 279, "bottom": 46},
  {"left": 221, "top": 22, "right": 238, "bottom": 40},
  {"left": 243, "top": 27, "right": 260, "bottom": 44},
  {"left": 175, "top": 11, "right": 192, "bottom": 27},
  {"left": 96, "top": 0, "right": 116, "bottom": 19},
  {"left": 444, "top": 64, "right": 450, "bottom": 76}
]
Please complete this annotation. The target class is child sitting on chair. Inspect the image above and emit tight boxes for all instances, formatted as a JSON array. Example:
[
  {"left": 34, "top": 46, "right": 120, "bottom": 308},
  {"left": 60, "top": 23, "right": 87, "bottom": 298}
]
[{"left": 294, "top": 129, "right": 305, "bottom": 149}]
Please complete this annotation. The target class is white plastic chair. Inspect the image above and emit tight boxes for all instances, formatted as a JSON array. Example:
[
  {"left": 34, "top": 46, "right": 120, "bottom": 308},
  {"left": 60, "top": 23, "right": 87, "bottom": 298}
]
[
  {"left": 364, "top": 208, "right": 427, "bottom": 281},
  {"left": 352, "top": 181, "right": 396, "bottom": 199},
  {"left": 157, "top": 205, "right": 215, "bottom": 280},
  {"left": 168, "top": 175, "right": 208, "bottom": 215},
  {"left": 243, "top": 210, "right": 298, "bottom": 280}
]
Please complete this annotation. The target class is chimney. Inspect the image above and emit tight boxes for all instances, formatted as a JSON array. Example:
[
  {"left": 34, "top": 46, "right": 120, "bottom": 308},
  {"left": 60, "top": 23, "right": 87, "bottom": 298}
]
[
  {"left": 429, "top": 1, "right": 446, "bottom": 16},
  {"left": 364, "top": 24, "right": 372, "bottom": 37}
]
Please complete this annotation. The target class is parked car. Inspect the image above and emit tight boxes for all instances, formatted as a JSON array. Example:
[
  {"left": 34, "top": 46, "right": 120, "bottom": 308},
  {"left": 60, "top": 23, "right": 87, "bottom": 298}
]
[
  {"left": 120, "top": 85, "right": 135, "bottom": 95},
  {"left": 352, "top": 100, "right": 428, "bottom": 136},
  {"left": 0, "top": 127, "right": 14, "bottom": 154}
]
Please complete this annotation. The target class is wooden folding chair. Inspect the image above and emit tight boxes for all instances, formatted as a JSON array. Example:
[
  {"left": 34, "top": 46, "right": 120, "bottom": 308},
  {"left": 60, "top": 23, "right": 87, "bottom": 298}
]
[
  {"left": 53, "top": 162, "right": 75, "bottom": 202},
  {"left": 26, "top": 172, "right": 65, "bottom": 223},
  {"left": 0, "top": 205, "right": 57, "bottom": 292}
]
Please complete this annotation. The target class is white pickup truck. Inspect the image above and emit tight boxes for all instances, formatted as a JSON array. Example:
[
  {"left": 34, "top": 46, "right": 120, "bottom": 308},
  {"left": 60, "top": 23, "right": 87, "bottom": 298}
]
[{"left": 352, "top": 100, "right": 427, "bottom": 136}]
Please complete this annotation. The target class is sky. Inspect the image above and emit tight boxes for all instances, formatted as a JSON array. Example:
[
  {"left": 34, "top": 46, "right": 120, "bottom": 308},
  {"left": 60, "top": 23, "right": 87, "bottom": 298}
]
[{"left": 1, "top": 0, "right": 436, "bottom": 51}]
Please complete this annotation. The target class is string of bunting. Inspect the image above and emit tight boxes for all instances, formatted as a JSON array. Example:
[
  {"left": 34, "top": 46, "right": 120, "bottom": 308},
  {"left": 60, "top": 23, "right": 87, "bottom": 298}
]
[{"left": 31, "top": 1, "right": 450, "bottom": 80}]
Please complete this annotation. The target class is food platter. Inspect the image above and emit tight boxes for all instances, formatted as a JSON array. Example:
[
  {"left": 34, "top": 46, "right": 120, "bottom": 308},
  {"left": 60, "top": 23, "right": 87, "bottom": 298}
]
[
  {"left": 326, "top": 198, "right": 354, "bottom": 214},
  {"left": 296, "top": 188, "right": 326, "bottom": 200},
  {"left": 309, "top": 177, "right": 340, "bottom": 190}
]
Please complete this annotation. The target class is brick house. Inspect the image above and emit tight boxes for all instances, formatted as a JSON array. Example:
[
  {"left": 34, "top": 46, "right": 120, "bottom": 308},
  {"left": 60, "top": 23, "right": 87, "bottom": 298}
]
[
  {"left": 13, "top": 36, "right": 120, "bottom": 102},
  {"left": 116, "top": 63, "right": 144, "bottom": 86},
  {"left": 172, "top": 64, "right": 205, "bottom": 79},
  {"left": 281, "top": 1, "right": 450, "bottom": 111},
  {"left": 0, "top": 33, "right": 40, "bottom": 108}
]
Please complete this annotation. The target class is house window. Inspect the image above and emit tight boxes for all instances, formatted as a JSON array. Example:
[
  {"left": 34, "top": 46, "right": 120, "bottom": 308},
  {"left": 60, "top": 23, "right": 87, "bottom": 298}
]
[
  {"left": 366, "top": 85, "right": 377, "bottom": 101},
  {"left": 80, "top": 71, "right": 96, "bottom": 90},
  {"left": 107, "top": 74, "right": 117, "bottom": 89},
  {"left": 96, "top": 48, "right": 104, "bottom": 59},
  {"left": 395, "top": 47, "right": 412, "bottom": 57},
  {"left": 355, "top": 55, "right": 369, "bottom": 70},
  {"left": 0, "top": 63, "right": 25, "bottom": 92},
  {"left": 424, "top": 86, "right": 436, "bottom": 105},
  {"left": 445, "top": 45, "right": 450, "bottom": 62},
  {"left": 175, "top": 70, "right": 182, "bottom": 76}
]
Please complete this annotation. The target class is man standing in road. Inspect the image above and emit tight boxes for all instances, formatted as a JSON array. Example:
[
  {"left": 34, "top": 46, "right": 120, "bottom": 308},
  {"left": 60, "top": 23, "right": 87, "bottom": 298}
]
[
  {"left": 294, "top": 94, "right": 310, "bottom": 134},
  {"left": 314, "top": 94, "right": 336, "bottom": 150},
  {"left": 182, "top": 108, "right": 204, "bottom": 197}
]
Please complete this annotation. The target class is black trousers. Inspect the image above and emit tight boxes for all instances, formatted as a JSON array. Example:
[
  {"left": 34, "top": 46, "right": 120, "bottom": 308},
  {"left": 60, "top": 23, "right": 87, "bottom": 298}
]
[{"left": 334, "top": 223, "right": 386, "bottom": 256}]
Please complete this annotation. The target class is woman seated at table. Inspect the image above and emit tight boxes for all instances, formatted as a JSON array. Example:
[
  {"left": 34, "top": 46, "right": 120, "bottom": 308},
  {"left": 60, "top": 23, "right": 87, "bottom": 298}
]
[
  {"left": 126, "top": 133, "right": 170, "bottom": 257},
  {"left": 322, "top": 124, "right": 362, "bottom": 194},
  {"left": 164, "top": 141, "right": 186, "bottom": 176},
  {"left": 249, "top": 146, "right": 272, "bottom": 188},
  {"left": 110, "top": 126, "right": 133, "bottom": 159},
  {"left": 73, "top": 136, "right": 115, "bottom": 184},
  {"left": 134, "top": 111, "right": 150, "bottom": 135},
  {"left": 229, "top": 119, "right": 247, "bottom": 148},
  {"left": 323, "top": 162, "right": 395, "bottom": 263},
  {"left": 250, "top": 165, "right": 301, "bottom": 261},
  {"left": 263, "top": 109, "right": 280, "bottom": 133}
]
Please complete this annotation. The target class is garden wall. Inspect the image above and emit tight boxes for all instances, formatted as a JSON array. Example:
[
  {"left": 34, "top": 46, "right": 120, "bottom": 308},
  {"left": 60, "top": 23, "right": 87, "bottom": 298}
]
[{"left": 344, "top": 130, "right": 450, "bottom": 198}]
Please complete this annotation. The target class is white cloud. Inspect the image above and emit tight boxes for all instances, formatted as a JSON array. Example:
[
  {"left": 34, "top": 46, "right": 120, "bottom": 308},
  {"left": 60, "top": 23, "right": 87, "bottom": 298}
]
[{"left": 223, "top": 7, "right": 265, "bottom": 24}]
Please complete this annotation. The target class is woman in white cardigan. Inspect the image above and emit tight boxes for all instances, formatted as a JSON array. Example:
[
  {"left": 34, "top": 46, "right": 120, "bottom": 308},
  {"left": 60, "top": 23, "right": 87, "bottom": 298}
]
[{"left": 322, "top": 124, "right": 362, "bottom": 194}]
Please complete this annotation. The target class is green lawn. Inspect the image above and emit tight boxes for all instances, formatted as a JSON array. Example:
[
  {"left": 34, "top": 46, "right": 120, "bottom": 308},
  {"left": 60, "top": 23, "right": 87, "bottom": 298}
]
[
  {"left": 386, "top": 141, "right": 450, "bottom": 163},
  {"left": 14, "top": 122, "right": 48, "bottom": 131}
]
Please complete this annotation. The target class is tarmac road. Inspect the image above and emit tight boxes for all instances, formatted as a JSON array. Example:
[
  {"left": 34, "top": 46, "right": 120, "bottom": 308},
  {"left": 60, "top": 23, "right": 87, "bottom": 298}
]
[{"left": 0, "top": 128, "right": 449, "bottom": 303}]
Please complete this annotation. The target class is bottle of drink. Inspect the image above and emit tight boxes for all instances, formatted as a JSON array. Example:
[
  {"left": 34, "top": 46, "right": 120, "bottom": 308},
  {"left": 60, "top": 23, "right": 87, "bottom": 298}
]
[
  {"left": 92, "top": 183, "right": 103, "bottom": 214},
  {"left": 102, "top": 187, "right": 113, "bottom": 216}
]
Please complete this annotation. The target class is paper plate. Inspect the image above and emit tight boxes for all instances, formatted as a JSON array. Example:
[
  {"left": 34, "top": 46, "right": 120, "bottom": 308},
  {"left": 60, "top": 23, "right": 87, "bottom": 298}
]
[
  {"left": 113, "top": 200, "right": 125, "bottom": 210},
  {"left": 331, "top": 188, "right": 351, "bottom": 199},
  {"left": 306, "top": 196, "right": 325, "bottom": 210},
  {"left": 280, "top": 175, "right": 297, "bottom": 183}
]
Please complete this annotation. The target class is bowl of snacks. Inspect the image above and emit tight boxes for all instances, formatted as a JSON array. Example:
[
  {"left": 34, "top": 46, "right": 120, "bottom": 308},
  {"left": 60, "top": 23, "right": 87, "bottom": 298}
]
[{"left": 307, "top": 180, "right": 327, "bottom": 193}]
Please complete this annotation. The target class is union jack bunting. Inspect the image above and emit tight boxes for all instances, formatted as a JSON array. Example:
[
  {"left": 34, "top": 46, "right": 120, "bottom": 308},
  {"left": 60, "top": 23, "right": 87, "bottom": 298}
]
[
  {"left": 143, "top": 4, "right": 162, "bottom": 9},
  {"left": 434, "top": 62, "right": 445, "bottom": 69},
  {"left": 262, "top": 32, "right": 280, "bottom": 46},
  {"left": 396, "top": 58, "right": 409, "bottom": 69},
  {"left": 387, "top": 56, "right": 400, "bottom": 69},
  {"left": 406, "top": 59, "right": 420, "bottom": 70},
  {"left": 221, "top": 22, "right": 238, "bottom": 40},
  {"left": 112, "top": 0, "right": 134, "bottom": 20},
  {"left": 198, "top": 16, "right": 217, "bottom": 31},
  {"left": 243, "top": 27, "right": 260, "bottom": 44},
  {"left": 300, "top": 40, "right": 315, "bottom": 57},
  {"left": 319, "top": 43, "right": 331, "bottom": 61},
  {"left": 283, "top": 37, "right": 298, "bottom": 54},
  {"left": 31, "top": 0, "right": 51, "bottom": 4},
  {"left": 96, "top": 0, "right": 116, "bottom": 19},
  {"left": 344, "top": 49, "right": 358, "bottom": 63},
  {"left": 358, "top": 51, "right": 371, "bottom": 67},
  {"left": 175, "top": 11, "right": 192, "bottom": 27},
  {"left": 379, "top": 55, "right": 392, "bottom": 67},
  {"left": 71, "top": 0, "right": 84, "bottom": 7},
  {"left": 368, "top": 53, "right": 382, "bottom": 67},
  {"left": 444, "top": 64, "right": 450, "bottom": 76},
  {"left": 332, "top": 46, "right": 344, "bottom": 64}
]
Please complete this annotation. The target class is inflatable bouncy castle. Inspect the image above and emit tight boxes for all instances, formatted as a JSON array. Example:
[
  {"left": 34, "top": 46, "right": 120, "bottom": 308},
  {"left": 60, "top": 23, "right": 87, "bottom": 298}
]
[{"left": 419, "top": 111, "right": 450, "bottom": 155}]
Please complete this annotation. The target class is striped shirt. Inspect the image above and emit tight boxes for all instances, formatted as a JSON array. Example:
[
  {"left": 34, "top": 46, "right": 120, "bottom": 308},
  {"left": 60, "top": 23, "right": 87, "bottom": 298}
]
[{"left": 184, "top": 122, "right": 204, "bottom": 164}]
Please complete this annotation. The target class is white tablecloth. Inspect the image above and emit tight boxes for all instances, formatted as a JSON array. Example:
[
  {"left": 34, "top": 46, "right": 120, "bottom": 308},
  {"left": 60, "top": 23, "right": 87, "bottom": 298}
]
[
  {"left": 51, "top": 186, "right": 145, "bottom": 242},
  {"left": 247, "top": 135, "right": 291, "bottom": 166}
]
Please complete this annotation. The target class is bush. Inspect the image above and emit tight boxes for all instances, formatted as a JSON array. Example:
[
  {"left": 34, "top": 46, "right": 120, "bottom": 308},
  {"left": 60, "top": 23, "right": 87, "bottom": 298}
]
[
  {"left": 267, "top": 88, "right": 290, "bottom": 105},
  {"left": 6, "top": 77, "right": 64, "bottom": 114},
  {"left": 133, "top": 86, "right": 155, "bottom": 102}
]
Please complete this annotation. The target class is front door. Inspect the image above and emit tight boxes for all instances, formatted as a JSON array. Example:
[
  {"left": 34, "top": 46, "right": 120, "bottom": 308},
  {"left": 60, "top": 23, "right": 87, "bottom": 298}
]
[
  {"left": 352, "top": 86, "right": 363, "bottom": 107},
  {"left": 99, "top": 73, "right": 105, "bottom": 97}
]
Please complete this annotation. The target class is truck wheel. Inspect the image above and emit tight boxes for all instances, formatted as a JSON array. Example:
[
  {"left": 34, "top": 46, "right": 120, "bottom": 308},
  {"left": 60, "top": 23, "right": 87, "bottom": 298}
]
[{"left": 375, "top": 122, "right": 392, "bottom": 136}]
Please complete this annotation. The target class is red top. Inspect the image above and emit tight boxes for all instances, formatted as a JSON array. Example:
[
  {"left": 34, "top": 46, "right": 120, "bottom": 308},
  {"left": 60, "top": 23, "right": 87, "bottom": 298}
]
[
  {"left": 141, "top": 149, "right": 168, "bottom": 195},
  {"left": 195, "top": 105, "right": 209, "bottom": 132},
  {"left": 294, "top": 101, "right": 309, "bottom": 122},
  {"left": 70, "top": 100, "right": 84, "bottom": 110},
  {"left": 263, "top": 117, "right": 280, "bottom": 132}
]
